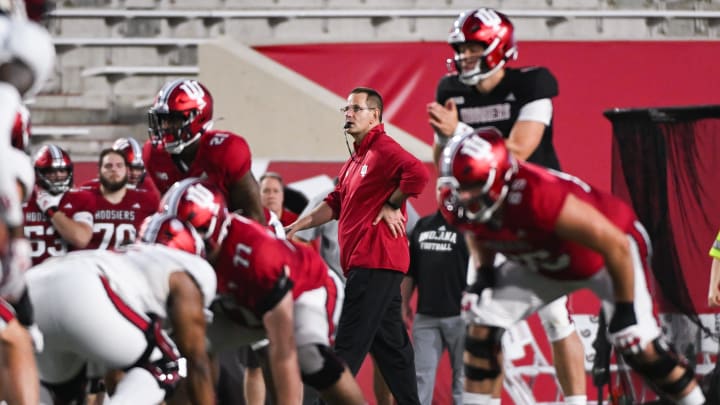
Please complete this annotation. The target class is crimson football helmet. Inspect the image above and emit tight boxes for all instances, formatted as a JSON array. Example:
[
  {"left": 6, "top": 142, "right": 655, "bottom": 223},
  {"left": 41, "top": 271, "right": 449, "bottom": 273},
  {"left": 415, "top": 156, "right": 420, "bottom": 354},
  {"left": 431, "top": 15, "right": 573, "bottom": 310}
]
[
  {"left": 437, "top": 127, "right": 517, "bottom": 224},
  {"left": 447, "top": 8, "right": 518, "bottom": 85},
  {"left": 11, "top": 104, "right": 30, "bottom": 152},
  {"left": 139, "top": 212, "right": 206, "bottom": 258},
  {"left": 112, "top": 137, "right": 145, "bottom": 186},
  {"left": 32, "top": 144, "right": 73, "bottom": 195},
  {"left": 148, "top": 79, "right": 214, "bottom": 155},
  {"left": 160, "top": 177, "right": 229, "bottom": 251}
]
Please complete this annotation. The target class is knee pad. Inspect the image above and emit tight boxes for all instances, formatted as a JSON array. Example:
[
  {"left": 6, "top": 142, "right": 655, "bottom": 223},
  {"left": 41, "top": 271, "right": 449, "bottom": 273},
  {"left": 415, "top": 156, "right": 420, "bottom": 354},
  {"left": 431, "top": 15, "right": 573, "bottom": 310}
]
[
  {"left": 465, "top": 327, "right": 504, "bottom": 359},
  {"left": 538, "top": 298, "right": 575, "bottom": 342},
  {"left": 42, "top": 365, "right": 88, "bottom": 405},
  {"left": 299, "top": 344, "right": 344, "bottom": 391},
  {"left": 5, "top": 19, "right": 55, "bottom": 97},
  {"left": 464, "top": 364, "right": 501, "bottom": 382},
  {"left": 623, "top": 338, "right": 695, "bottom": 396},
  {"left": 464, "top": 327, "right": 503, "bottom": 382},
  {"left": 623, "top": 338, "right": 678, "bottom": 379}
]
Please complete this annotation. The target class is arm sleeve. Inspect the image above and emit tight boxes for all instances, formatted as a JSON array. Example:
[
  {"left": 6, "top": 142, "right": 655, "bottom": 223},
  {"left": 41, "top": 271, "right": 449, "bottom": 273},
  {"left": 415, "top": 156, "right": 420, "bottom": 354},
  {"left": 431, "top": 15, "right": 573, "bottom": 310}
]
[
  {"left": 516, "top": 98, "right": 553, "bottom": 126},
  {"left": 219, "top": 135, "right": 252, "bottom": 184},
  {"left": 396, "top": 151, "right": 429, "bottom": 197},
  {"left": 323, "top": 190, "right": 341, "bottom": 219}
]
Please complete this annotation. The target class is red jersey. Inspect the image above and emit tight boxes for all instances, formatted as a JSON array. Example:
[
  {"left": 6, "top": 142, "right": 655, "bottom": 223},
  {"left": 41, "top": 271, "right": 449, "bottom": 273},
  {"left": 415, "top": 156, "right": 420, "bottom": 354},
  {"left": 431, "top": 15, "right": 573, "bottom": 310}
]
[
  {"left": 458, "top": 163, "right": 643, "bottom": 280},
  {"left": 24, "top": 188, "right": 96, "bottom": 263},
  {"left": 325, "top": 124, "right": 429, "bottom": 274},
  {"left": 143, "top": 131, "right": 252, "bottom": 199},
  {"left": 214, "top": 215, "right": 327, "bottom": 318},
  {"left": 81, "top": 187, "right": 159, "bottom": 250}
]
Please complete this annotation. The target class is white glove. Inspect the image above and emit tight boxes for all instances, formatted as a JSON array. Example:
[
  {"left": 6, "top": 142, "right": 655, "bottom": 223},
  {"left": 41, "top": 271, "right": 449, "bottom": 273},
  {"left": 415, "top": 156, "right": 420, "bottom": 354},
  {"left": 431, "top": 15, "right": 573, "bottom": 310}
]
[
  {"left": 608, "top": 324, "right": 644, "bottom": 355},
  {"left": 36, "top": 190, "right": 62, "bottom": 215}
]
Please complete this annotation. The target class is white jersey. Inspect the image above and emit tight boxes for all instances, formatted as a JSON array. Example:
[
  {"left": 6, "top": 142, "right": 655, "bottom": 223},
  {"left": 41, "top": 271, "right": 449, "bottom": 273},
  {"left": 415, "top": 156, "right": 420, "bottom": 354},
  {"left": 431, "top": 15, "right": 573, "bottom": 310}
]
[
  {"left": 27, "top": 244, "right": 216, "bottom": 386},
  {"left": 8, "top": 148, "right": 33, "bottom": 202},
  {"left": 30, "top": 244, "right": 217, "bottom": 318}
]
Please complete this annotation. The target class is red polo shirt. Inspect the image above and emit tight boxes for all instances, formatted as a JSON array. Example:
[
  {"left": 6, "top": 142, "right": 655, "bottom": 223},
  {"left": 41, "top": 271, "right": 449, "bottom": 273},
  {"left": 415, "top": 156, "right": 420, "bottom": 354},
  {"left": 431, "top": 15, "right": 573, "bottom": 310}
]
[{"left": 325, "top": 124, "right": 428, "bottom": 274}]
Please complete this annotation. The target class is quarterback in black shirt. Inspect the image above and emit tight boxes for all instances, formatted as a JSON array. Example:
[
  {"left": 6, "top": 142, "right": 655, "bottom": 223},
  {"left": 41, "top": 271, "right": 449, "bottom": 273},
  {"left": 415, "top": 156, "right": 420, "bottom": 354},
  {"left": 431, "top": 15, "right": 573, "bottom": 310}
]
[
  {"left": 429, "top": 8, "right": 587, "bottom": 405},
  {"left": 434, "top": 66, "right": 560, "bottom": 170},
  {"left": 429, "top": 7, "right": 560, "bottom": 171}
]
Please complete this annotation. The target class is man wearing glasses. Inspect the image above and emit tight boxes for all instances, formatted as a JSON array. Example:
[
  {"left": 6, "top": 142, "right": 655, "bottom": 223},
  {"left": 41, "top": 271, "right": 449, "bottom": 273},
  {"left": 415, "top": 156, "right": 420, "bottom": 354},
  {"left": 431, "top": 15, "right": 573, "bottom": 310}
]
[{"left": 288, "top": 87, "right": 428, "bottom": 404}]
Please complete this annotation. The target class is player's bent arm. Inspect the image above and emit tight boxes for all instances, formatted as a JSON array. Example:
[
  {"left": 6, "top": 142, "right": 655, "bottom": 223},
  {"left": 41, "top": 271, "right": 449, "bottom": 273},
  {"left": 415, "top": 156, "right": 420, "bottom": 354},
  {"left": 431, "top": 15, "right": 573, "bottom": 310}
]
[
  {"left": 506, "top": 98, "right": 553, "bottom": 161},
  {"left": 168, "top": 272, "right": 215, "bottom": 405},
  {"left": 0, "top": 319, "right": 40, "bottom": 405},
  {"left": 50, "top": 212, "right": 92, "bottom": 248},
  {"left": 286, "top": 202, "right": 334, "bottom": 240},
  {"left": 229, "top": 171, "right": 266, "bottom": 225},
  {"left": 708, "top": 258, "right": 720, "bottom": 307},
  {"left": 554, "top": 194, "right": 634, "bottom": 302},
  {"left": 262, "top": 292, "right": 302, "bottom": 404},
  {"left": 506, "top": 120, "right": 546, "bottom": 162}
]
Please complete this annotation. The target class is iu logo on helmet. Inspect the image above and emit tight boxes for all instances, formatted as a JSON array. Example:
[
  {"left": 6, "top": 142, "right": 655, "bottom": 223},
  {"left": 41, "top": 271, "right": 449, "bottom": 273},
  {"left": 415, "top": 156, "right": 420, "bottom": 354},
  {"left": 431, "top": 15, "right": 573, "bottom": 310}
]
[
  {"left": 180, "top": 81, "right": 207, "bottom": 110},
  {"left": 460, "top": 134, "right": 493, "bottom": 162},
  {"left": 474, "top": 8, "right": 502, "bottom": 26}
]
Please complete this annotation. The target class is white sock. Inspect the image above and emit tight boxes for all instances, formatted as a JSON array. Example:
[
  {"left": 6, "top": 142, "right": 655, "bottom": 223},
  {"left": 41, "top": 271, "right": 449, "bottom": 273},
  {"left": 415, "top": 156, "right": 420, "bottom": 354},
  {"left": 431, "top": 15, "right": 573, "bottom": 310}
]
[
  {"left": 676, "top": 385, "right": 705, "bottom": 405},
  {"left": 565, "top": 394, "right": 587, "bottom": 405},
  {"left": 489, "top": 398, "right": 501, "bottom": 405},
  {"left": 463, "top": 391, "right": 492, "bottom": 405},
  {"left": 111, "top": 367, "right": 165, "bottom": 405},
  {"left": 0, "top": 82, "right": 22, "bottom": 227}
]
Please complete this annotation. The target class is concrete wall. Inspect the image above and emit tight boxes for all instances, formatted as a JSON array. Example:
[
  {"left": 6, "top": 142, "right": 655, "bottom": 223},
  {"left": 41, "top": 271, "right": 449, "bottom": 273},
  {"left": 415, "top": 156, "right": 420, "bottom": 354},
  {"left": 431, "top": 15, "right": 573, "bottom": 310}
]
[{"left": 198, "top": 37, "right": 432, "bottom": 161}]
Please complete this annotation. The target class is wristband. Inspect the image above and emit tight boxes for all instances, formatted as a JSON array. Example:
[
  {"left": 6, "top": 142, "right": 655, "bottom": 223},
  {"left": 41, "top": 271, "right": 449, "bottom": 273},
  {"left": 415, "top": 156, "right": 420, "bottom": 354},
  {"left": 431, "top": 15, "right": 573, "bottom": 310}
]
[
  {"left": 45, "top": 206, "right": 59, "bottom": 218},
  {"left": 609, "top": 301, "right": 637, "bottom": 332},
  {"left": 385, "top": 200, "right": 401, "bottom": 210}
]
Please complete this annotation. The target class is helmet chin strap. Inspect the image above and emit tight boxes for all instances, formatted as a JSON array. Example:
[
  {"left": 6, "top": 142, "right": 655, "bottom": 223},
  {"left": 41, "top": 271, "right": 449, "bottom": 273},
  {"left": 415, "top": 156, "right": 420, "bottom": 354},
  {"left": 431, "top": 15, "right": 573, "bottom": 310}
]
[
  {"left": 166, "top": 131, "right": 202, "bottom": 155},
  {"left": 459, "top": 59, "right": 506, "bottom": 86}
]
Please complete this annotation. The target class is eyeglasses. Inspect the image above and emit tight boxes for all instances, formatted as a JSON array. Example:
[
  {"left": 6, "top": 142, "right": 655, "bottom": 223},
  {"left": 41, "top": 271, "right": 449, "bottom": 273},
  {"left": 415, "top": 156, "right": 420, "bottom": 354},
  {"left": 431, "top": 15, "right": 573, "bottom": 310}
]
[{"left": 340, "top": 105, "right": 377, "bottom": 114}]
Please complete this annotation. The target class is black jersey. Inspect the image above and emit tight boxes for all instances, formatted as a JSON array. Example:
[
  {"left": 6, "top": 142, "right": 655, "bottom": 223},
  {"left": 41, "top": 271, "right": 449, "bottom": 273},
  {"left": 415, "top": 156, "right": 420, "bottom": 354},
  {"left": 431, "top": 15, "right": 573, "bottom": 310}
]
[
  {"left": 407, "top": 211, "right": 469, "bottom": 317},
  {"left": 436, "top": 66, "right": 561, "bottom": 170}
]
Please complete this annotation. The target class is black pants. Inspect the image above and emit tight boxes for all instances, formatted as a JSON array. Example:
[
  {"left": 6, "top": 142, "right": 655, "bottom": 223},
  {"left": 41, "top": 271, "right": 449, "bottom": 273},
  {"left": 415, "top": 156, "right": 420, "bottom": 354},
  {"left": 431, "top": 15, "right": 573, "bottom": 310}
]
[{"left": 334, "top": 268, "right": 420, "bottom": 405}]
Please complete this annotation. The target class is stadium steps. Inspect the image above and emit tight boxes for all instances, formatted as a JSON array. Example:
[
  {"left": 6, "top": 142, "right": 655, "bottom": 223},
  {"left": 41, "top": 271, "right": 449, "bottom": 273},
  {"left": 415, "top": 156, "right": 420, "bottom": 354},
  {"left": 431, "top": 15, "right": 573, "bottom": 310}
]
[{"left": 29, "top": 0, "right": 720, "bottom": 155}]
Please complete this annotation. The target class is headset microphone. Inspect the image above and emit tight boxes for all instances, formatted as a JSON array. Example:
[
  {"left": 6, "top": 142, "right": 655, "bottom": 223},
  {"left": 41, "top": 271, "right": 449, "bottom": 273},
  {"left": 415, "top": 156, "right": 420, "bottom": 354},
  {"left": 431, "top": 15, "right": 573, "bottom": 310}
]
[{"left": 343, "top": 124, "right": 354, "bottom": 160}]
